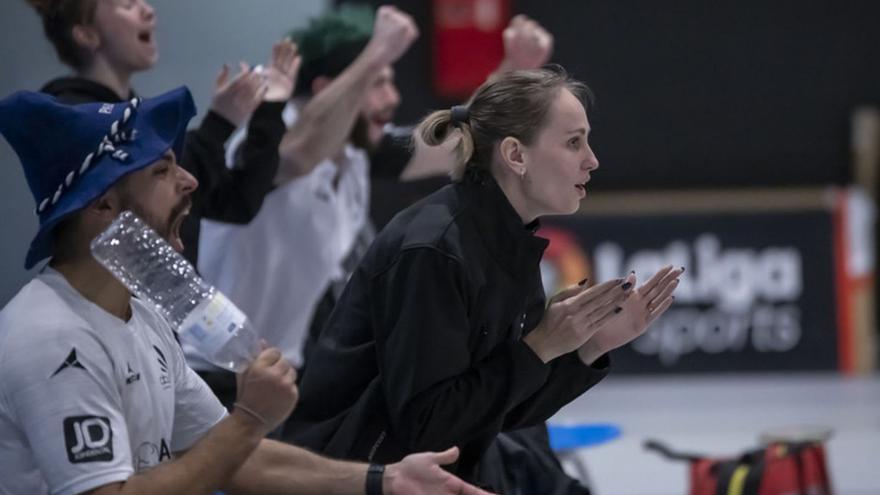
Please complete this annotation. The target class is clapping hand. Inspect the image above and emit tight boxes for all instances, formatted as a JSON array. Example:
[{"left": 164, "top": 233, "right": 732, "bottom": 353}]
[
  {"left": 577, "top": 266, "right": 683, "bottom": 364},
  {"left": 524, "top": 277, "right": 634, "bottom": 363},
  {"left": 261, "top": 38, "right": 302, "bottom": 102},
  {"left": 210, "top": 62, "right": 267, "bottom": 127}
]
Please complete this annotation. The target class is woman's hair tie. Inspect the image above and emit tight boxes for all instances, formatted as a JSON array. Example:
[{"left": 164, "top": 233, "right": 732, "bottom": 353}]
[{"left": 450, "top": 105, "right": 470, "bottom": 128}]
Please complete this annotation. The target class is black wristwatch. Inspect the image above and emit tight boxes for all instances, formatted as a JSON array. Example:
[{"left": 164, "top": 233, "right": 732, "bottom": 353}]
[{"left": 366, "top": 463, "right": 385, "bottom": 495}]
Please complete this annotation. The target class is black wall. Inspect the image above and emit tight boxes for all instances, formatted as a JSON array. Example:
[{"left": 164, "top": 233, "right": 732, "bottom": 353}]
[{"left": 346, "top": 0, "right": 880, "bottom": 191}]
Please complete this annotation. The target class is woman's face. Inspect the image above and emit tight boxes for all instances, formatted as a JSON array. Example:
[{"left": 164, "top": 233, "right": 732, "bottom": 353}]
[
  {"left": 520, "top": 88, "right": 599, "bottom": 216},
  {"left": 87, "top": 0, "right": 158, "bottom": 73}
]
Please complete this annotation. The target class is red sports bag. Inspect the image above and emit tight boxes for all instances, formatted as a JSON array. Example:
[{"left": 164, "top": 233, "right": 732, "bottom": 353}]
[{"left": 645, "top": 439, "right": 833, "bottom": 495}]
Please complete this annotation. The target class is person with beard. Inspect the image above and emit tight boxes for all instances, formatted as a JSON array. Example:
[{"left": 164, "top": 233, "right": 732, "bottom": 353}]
[
  {"left": 26, "top": 0, "right": 302, "bottom": 266},
  {"left": 0, "top": 86, "right": 496, "bottom": 495},
  {"left": 196, "top": 4, "right": 557, "bottom": 387},
  {"left": 195, "top": 4, "right": 421, "bottom": 383}
]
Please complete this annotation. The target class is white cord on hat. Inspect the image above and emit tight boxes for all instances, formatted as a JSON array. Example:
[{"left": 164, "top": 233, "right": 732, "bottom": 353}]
[{"left": 35, "top": 97, "right": 141, "bottom": 215}]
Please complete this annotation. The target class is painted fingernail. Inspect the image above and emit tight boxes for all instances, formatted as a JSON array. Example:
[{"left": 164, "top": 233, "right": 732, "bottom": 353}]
[
  {"left": 621, "top": 282, "right": 632, "bottom": 291},
  {"left": 630, "top": 270, "right": 635, "bottom": 274},
  {"left": 680, "top": 266, "right": 686, "bottom": 272},
  {"left": 614, "top": 306, "right": 623, "bottom": 314},
  {"left": 578, "top": 278, "right": 588, "bottom": 286}
]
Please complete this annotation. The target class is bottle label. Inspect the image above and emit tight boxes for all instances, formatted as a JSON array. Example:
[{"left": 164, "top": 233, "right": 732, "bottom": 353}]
[{"left": 179, "top": 292, "right": 248, "bottom": 356}]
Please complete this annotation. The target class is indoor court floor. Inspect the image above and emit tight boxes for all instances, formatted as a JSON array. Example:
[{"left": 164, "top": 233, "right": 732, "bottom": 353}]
[{"left": 550, "top": 373, "right": 880, "bottom": 494}]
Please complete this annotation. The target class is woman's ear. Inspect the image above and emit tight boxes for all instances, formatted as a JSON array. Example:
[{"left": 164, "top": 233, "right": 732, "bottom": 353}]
[
  {"left": 498, "top": 136, "right": 527, "bottom": 177},
  {"left": 71, "top": 24, "right": 101, "bottom": 53}
]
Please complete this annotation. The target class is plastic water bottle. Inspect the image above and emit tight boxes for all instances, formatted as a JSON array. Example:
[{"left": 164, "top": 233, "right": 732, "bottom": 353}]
[{"left": 91, "top": 210, "right": 259, "bottom": 372}]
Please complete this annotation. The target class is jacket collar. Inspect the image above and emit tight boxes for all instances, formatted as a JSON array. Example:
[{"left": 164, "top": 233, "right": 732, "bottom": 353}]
[
  {"left": 41, "top": 77, "right": 136, "bottom": 104},
  {"left": 458, "top": 172, "right": 549, "bottom": 277}
]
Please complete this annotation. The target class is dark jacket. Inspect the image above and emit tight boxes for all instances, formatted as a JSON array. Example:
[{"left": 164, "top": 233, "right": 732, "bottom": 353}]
[
  {"left": 368, "top": 126, "right": 449, "bottom": 230},
  {"left": 40, "top": 77, "right": 285, "bottom": 265},
  {"left": 287, "top": 172, "right": 609, "bottom": 484}
]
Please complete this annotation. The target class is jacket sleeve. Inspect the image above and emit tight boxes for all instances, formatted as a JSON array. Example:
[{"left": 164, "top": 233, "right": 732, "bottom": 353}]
[
  {"left": 181, "top": 102, "right": 286, "bottom": 224},
  {"left": 372, "top": 247, "right": 555, "bottom": 453},
  {"left": 501, "top": 351, "right": 610, "bottom": 430}
]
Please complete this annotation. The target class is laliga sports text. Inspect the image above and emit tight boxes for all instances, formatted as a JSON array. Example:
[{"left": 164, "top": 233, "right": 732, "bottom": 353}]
[{"left": 594, "top": 234, "right": 803, "bottom": 366}]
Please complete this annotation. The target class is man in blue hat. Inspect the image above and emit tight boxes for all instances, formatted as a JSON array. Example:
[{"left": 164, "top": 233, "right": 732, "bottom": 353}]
[{"left": 0, "top": 87, "right": 491, "bottom": 495}]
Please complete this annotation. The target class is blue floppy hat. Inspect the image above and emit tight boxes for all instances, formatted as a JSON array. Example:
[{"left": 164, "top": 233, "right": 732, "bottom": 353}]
[{"left": 0, "top": 86, "right": 196, "bottom": 269}]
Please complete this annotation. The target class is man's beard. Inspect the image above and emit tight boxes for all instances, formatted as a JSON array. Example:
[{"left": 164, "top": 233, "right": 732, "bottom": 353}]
[
  {"left": 350, "top": 106, "right": 396, "bottom": 153},
  {"left": 349, "top": 115, "right": 376, "bottom": 152},
  {"left": 120, "top": 195, "right": 191, "bottom": 244}
]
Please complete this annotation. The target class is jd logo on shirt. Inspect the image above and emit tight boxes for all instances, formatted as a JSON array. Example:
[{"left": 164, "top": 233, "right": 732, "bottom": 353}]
[{"left": 64, "top": 415, "right": 113, "bottom": 463}]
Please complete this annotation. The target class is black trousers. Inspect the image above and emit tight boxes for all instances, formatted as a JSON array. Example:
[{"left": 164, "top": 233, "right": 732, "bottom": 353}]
[{"left": 479, "top": 424, "right": 592, "bottom": 495}]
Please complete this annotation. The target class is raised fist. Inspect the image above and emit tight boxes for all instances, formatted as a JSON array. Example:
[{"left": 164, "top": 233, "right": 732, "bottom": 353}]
[
  {"left": 364, "top": 5, "right": 419, "bottom": 68},
  {"left": 500, "top": 15, "right": 554, "bottom": 71}
]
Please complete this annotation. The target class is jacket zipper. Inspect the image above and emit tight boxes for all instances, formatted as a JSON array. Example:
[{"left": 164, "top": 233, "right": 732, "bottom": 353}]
[{"left": 368, "top": 430, "right": 386, "bottom": 462}]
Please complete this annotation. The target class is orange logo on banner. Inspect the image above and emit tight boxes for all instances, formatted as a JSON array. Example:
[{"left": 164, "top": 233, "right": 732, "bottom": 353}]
[{"left": 538, "top": 225, "right": 593, "bottom": 298}]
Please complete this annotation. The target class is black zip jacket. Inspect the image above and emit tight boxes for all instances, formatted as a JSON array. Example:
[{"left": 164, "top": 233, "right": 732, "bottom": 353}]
[
  {"left": 286, "top": 172, "right": 610, "bottom": 485},
  {"left": 40, "top": 77, "right": 286, "bottom": 265}
]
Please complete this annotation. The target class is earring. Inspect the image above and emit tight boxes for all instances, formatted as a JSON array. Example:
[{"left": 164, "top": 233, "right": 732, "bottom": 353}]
[{"left": 519, "top": 168, "right": 526, "bottom": 180}]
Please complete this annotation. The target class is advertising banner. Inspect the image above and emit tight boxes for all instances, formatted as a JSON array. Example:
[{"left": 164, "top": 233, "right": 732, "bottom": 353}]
[{"left": 541, "top": 208, "right": 840, "bottom": 373}]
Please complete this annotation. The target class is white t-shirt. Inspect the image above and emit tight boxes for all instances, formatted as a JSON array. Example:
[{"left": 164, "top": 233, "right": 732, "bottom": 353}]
[
  {"left": 0, "top": 268, "right": 226, "bottom": 495},
  {"left": 196, "top": 103, "right": 370, "bottom": 368}
]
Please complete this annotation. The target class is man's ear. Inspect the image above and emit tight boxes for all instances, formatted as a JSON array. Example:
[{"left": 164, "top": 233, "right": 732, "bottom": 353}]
[
  {"left": 85, "top": 189, "right": 122, "bottom": 222},
  {"left": 311, "top": 75, "right": 332, "bottom": 95},
  {"left": 71, "top": 24, "right": 101, "bottom": 52},
  {"left": 498, "top": 136, "right": 527, "bottom": 177}
]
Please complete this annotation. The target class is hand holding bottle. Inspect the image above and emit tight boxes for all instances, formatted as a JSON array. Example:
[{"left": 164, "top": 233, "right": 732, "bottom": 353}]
[{"left": 233, "top": 346, "right": 299, "bottom": 434}]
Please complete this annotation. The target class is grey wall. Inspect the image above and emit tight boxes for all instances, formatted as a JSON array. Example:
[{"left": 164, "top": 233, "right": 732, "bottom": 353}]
[{"left": 0, "top": 0, "right": 328, "bottom": 306}]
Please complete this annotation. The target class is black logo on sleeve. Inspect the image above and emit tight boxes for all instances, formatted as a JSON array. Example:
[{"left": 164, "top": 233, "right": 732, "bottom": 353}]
[
  {"left": 64, "top": 415, "right": 113, "bottom": 463},
  {"left": 153, "top": 345, "right": 171, "bottom": 389},
  {"left": 125, "top": 362, "right": 141, "bottom": 384},
  {"left": 51, "top": 348, "right": 87, "bottom": 378}
]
